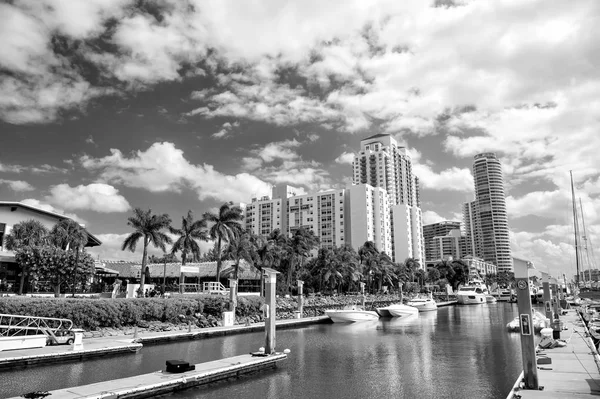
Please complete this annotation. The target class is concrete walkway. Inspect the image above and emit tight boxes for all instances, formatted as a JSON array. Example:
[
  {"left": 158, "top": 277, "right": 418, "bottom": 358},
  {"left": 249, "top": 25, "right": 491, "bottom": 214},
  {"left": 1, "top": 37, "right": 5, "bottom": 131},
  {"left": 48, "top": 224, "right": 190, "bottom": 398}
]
[
  {"left": 508, "top": 309, "right": 600, "bottom": 398},
  {"left": 7, "top": 353, "right": 287, "bottom": 399},
  {"left": 0, "top": 316, "right": 329, "bottom": 368}
]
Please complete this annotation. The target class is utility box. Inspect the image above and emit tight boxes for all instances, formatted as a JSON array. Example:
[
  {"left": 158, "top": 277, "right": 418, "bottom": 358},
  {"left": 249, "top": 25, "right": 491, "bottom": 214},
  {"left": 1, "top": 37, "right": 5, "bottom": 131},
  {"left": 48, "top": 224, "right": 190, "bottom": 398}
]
[
  {"left": 165, "top": 360, "right": 195, "bottom": 373},
  {"left": 72, "top": 328, "right": 84, "bottom": 351},
  {"left": 222, "top": 311, "right": 234, "bottom": 327}
]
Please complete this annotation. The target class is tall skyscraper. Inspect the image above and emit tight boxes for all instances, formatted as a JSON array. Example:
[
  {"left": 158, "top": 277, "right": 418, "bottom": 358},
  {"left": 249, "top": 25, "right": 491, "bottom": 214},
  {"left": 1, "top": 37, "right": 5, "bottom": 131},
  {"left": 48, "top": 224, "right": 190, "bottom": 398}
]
[
  {"left": 352, "top": 134, "right": 424, "bottom": 264},
  {"left": 464, "top": 153, "right": 513, "bottom": 272}
]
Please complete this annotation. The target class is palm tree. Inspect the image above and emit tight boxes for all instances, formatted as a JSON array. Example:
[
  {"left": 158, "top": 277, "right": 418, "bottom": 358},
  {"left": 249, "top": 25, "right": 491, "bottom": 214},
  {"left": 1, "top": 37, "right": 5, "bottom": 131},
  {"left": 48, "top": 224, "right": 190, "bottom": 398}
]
[
  {"left": 169, "top": 210, "right": 208, "bottom": 265},
  {"left": 284, "top": 228, "right": 319, "bottom": 294},
  {"left": 49, "top": 219, "right": 88, "bottom": 297},
  {"left": 223, "top": 231, "right": 257, "bottom": 314},
  {"left": 337, "top": 245, "right": 361, "bottom": 293},
  {"left": 251, "top": 234, "right": 275, "bottom": 296},
  {"left": 359, "top": 242, "right": 380, "bottom": 293},
  {"left": 4, "top": 219, "right": 48, "bottom": 294},
  {"left": 203, "top": 202, "right": 244, "bottom": 283},
  {"left": 121, "top": 208, "right": 172, "bottom": 295}
]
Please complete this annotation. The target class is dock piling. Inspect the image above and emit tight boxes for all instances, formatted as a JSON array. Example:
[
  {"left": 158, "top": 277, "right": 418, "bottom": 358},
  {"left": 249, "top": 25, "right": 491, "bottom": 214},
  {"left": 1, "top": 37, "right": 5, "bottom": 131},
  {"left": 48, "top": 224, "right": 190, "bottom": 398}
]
[
  {"left": 297, "top": 280, "right": 304, "bottom": 319},
  {"left": 262, "top": 268, "right": 279, "bottom": 354},
  {"left": 514, "top": 258, "right": 539, "bottom": 390}
]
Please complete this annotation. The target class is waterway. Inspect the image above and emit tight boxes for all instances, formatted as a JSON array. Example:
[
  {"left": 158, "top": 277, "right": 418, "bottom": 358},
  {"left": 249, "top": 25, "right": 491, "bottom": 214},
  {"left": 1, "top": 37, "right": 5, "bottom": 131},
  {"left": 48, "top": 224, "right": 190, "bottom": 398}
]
[{"left": 0, "top": 303, "right": 524, "bottom": 399}]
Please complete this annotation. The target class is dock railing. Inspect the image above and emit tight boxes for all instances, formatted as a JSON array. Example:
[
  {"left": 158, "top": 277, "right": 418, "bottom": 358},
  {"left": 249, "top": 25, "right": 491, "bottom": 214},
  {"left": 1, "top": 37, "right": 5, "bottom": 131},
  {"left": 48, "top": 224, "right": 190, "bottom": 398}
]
[{"left": 0, "top": 313, "right": 73, "bottom": 345}]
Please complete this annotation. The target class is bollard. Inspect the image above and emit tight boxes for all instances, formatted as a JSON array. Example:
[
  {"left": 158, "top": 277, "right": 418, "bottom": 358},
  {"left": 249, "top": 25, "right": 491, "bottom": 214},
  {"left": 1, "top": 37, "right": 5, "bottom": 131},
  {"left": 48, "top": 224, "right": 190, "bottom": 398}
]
[
  {"left": 133, "top": 326, "right": 139, "bottom": 339},
  {"left": 297, "top": 280, "right": 304, "bottom": 319},
  {"left": 360, "top": 282, "right": 366, "bottom": 308},
  {"left": 514, "top": 258, "right": 539, "bottom": 390},
  {"left": 263, "top": 268, "right": 279, "bottom": 354}
]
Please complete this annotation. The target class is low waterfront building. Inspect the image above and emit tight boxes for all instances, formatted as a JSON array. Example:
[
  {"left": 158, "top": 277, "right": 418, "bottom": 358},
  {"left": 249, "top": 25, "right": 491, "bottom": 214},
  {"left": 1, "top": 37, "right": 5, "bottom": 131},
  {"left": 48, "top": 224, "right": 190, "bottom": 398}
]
[
  {"left": 0, "top": 201, "right": 102, "bottom": 293},
  {"left": 462, "top": 255, "right": 498, "bottom": 276}
]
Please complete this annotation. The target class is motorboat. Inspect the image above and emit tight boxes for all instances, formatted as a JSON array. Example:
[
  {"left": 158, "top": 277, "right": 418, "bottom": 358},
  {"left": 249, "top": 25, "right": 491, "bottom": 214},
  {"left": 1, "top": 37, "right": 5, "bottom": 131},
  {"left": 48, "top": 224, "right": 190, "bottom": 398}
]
[
  {"left": 325, "top": 305, "right": 380, "bottom": 323},
  {"left": 485, "top": 295, "right": 497, "bottom": 304},
  {"left": 494, "top": 288, "right": 514, "bottom": 302},
  {"left": 377, "top": 303, "right": 419, "bottom": 317},
  {"left": 406, "top": 297, "right": 438, "bottom": 312},
  {"left": 456, "top": 285, "right": 486, "bottom": 305},
  {"left": 506, "top": 310, "right": 550, "bottom": 333}
]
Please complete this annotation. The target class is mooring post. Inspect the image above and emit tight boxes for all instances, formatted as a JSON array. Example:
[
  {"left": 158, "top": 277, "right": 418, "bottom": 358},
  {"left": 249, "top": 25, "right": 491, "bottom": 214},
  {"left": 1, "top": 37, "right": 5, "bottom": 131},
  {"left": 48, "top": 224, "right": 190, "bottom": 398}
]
[
  {"left": 542, "top": 272, "right": 552, "bottom": 321},
  {"left": 550, "top": 277, "right": 561, "bottom": 339},
  {"left": 360, "top": 282, "right": 366, "bottom": 307},
  {"left": 263, "top": 268, "right": 279, "bottom": 354},
  {"left": 229, "top": 278, "right": 238, "bottom": 313},
  {"left": 399, "top": 282, "right": 404, "bottom": 303},
  {"left": 297, "top": 280, "right": 304, "bottom": 319},
  {"left": 514, "top": 258, "right": 539, "bottom": 390}
]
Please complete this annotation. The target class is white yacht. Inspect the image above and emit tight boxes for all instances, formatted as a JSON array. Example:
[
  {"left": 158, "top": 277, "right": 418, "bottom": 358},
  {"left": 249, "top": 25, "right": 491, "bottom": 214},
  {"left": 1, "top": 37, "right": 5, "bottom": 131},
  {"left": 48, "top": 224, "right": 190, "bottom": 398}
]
[
  {"left": 457, "top": 285, "right": 486, "bottom": 305},
  {"left": 325, "top": 305, "right": 380, "bottom": 323},
  {"left": 377, "top": 304, "right": 419, "bottom": 317},
  {"left": 406, "top": 297, "right": 438, "bottom": 312},
  {"left": 506, "top": 310, "right": 550, "bottom": 333}
]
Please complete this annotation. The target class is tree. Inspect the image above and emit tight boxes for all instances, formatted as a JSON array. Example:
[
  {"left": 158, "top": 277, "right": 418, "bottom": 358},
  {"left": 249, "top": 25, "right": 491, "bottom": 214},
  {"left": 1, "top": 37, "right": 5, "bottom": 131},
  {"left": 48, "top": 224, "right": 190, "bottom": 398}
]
[
  {"left": 148, "top": 253, "right": 180, "bottom": 264},
  {"left": 426, "top": 267, "right": 441, "bottom": 284},
  {"left": 49, "top": 219, "right": 88, "bottom": 297},
  {"left": 169, "top": 210, "right": 208, "bottom": 265},
  {"left": 4, "top": 219, "right": 48, "bottom": 294},
  {"left": 203, "top": 202, "right": 244, "bottom": 282},
  {"left": 223, "top": 231, "right": 257, "bottom": 314},
  {"left": 358, "top": 241, "right": 380, "bottom": 293},
  {"left": 404, "top": 257, "right": 420, "bottom": 283},
  {"left": 121, "top": 208, "right": 172, "bottom": 295},
  {"left": 283, "top": 228, "right": 319, "bottom": 294}
]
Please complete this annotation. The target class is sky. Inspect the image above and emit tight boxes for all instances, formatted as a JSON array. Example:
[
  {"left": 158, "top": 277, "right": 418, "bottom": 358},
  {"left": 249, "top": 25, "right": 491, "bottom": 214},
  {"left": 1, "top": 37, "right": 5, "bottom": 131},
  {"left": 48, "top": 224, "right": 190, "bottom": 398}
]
[{"left": 1, "top": 0, "right": 599, "bottom": 280}]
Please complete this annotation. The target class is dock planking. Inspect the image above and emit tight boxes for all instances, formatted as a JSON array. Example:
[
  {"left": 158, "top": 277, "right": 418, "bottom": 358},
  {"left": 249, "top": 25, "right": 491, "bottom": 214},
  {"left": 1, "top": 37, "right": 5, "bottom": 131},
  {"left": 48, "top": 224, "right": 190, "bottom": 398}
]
[
  {"left": 508, "top": 309, "right": 600, "bottom": 398},
  {"left": 10, "top": 353, "right": 287, "bottom": 399}
]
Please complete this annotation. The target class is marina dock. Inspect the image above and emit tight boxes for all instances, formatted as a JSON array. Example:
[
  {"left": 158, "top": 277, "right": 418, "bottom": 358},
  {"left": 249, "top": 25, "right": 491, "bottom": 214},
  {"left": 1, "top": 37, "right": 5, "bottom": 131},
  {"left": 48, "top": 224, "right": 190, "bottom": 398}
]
[
  {"left": 7, "top": 353, "right": 287, "bottom": 399},
  {"left": 507, "top": 308, "right": 600, "bottom": 398},
  {"left": 0, "top": 316, "right": 328, "bottom": 369}
]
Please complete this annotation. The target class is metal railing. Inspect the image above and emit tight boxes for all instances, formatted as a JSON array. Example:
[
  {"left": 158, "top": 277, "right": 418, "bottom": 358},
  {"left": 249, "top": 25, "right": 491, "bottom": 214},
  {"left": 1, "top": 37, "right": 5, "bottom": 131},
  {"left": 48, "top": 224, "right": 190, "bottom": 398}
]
[
  {"left": 0, "top": 313, "right": 73, "bottom": 344},
  {"left": 177, "top": 282, "right": 230, "bottom": 295}
]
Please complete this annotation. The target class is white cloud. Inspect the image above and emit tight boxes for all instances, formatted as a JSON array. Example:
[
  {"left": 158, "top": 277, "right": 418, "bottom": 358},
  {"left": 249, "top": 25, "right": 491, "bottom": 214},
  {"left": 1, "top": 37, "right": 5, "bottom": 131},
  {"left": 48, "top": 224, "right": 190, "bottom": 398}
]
[
  {"left": 422, "top": 210, "right": 447, "bottom": 225},
  {"left": 0, "top": 162, "right": 24, "bottom": 173},
  {"left": 335, "top": 152, "right": 354, "bottom": 165},
  {"left": 413, "top": 164, "right": 473, "bottom": 192},
  {"left": 80, "top": 142, "right": 271, "bottom": 202},
  {"left": 307, "top": 134, "right": 320, "bottom": 142},
  {"left": 256, "top": 139, "right": 301, "bottom": 162},
  {"left": 0, "top": 179, "right": 34, "bottom": 192},
  {"left": 45, "top": 183, "right": 131, "bottom": 213},
  {"left": 20, "top": 199, "right": 86, "bottom": 224}
]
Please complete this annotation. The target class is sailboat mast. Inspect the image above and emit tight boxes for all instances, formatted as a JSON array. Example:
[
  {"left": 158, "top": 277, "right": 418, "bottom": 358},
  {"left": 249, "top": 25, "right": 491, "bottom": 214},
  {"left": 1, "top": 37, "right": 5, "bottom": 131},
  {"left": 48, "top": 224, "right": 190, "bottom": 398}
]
[
  {"left": 579, "top": 198, "right": 593, "bottom": 282},
  {"left": 571, "top": 171, "right": 581, "bottom": 285}
]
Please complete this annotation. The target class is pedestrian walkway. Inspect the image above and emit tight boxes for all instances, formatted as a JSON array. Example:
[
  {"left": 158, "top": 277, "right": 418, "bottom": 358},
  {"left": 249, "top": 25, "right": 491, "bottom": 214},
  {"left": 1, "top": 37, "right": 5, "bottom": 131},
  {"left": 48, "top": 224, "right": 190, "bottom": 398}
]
[
  {"left": 508, "top": 309, "right": 600, "bottom": 398},
  {"left": 0, "top": 316, "right": 329, "bottom": 368}
]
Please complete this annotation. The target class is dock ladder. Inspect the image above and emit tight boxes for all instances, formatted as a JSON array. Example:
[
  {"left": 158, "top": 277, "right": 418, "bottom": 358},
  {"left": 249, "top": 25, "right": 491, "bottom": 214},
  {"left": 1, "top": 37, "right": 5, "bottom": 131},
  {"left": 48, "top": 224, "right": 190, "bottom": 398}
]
[{"left": 0, "top": 313, "right": 74, "bottom": 345}]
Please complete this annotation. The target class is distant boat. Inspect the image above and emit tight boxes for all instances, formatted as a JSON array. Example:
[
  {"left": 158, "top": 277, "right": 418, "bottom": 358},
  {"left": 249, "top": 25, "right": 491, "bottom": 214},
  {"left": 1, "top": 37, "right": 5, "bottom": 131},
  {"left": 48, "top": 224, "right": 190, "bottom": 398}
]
[
  {"left": 325, "top": 305, "right": 379, "bottom": 323},
  {"left": 485, "top": 295, "right": 497, "bottom": 304},
  {"left": 406, "top": 297, "right": 438, "bottom": 312},
  {"left": 457, "top": 283, "right": 487, "bottom": 305},
  {"left": 377, "top": 304, "right": 419, "bottom": 317},
  {"left": 506, "top": 310, "right": 550, "bottom": 333}
]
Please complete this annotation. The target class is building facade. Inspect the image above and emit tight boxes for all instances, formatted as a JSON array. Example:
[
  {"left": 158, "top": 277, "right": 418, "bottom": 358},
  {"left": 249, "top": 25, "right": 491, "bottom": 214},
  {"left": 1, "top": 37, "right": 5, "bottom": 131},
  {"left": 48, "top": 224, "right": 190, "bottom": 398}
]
[
  {"left": 462, "top": 255, "right": 498, "bottom": 276},
  {"left": 352, "top": 134, "right": 424, "bottom": 264}
]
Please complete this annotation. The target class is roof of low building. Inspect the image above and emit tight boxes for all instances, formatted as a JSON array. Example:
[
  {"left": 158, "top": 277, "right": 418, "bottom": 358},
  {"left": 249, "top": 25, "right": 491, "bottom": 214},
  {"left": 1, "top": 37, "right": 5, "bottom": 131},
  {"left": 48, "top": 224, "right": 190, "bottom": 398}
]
[
  {"left": 0, "top": 201, "right": 102, "bottom": 247},
  {"left": 99, "top": 259, "right": 261, "bottom": 279}
]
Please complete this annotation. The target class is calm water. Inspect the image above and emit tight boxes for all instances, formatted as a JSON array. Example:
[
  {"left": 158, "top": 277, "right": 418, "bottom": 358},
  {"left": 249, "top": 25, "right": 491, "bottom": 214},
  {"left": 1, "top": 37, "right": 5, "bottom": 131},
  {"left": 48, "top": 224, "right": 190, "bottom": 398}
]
[{"left": 0, "top": 303, "right": 523, "bottom": 399}]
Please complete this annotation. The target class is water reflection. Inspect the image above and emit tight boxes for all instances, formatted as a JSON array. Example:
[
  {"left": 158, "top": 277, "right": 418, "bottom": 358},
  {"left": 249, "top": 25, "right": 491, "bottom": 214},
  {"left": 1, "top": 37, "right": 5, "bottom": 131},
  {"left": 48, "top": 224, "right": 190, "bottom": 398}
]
[{"left": 0, "top": 304, "right": 524, "bottom": 399}]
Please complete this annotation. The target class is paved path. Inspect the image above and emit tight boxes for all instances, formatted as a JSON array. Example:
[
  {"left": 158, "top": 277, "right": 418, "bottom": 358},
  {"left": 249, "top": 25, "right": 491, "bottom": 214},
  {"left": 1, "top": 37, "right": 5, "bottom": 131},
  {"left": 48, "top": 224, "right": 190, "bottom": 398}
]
[{"left": 508, "top": 309, "right": 600, "bottom": 398}]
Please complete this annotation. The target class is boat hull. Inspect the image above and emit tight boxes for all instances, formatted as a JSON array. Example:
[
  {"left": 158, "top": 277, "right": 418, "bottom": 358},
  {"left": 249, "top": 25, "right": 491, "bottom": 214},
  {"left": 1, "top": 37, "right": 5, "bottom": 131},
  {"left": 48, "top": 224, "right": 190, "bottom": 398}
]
[
  {"left": 486, "top": 295, "right": 497, "bottom": 304},
  {"left": 457, "top": 293, "right": 486, "bottom": 305},
  {"left": 406, "top": 300, "right": 438, "bottom": 312},
  {"left": 379, "top": 304, "right": 419, "bottom": 317},
  {"left": 325, "top": 310, "right": 380, "bottom": 323}
]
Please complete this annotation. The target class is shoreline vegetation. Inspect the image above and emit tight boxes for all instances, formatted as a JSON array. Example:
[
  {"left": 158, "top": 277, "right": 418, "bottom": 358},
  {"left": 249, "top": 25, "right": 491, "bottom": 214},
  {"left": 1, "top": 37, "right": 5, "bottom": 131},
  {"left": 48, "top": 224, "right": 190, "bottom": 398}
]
[{"left": 0, "top": 293, "right": 456, "bottom": 338}]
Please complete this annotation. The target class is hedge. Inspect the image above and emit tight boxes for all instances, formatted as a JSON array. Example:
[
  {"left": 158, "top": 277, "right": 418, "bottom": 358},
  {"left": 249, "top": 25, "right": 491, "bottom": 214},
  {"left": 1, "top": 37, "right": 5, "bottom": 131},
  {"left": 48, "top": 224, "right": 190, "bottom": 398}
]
[{"left": 0, "top": 296, "right": 265, "bottom": 330}]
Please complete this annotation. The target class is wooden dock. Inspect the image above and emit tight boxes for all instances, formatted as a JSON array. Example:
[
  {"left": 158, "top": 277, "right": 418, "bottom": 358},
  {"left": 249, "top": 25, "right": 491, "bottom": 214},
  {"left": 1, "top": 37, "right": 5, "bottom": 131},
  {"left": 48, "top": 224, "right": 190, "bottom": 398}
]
[
  {"left": 8, "top": 353, "right": 287, "bottom": 399},
  {"left": 507, "top": 308, "right": 600, "bottom": 398}
]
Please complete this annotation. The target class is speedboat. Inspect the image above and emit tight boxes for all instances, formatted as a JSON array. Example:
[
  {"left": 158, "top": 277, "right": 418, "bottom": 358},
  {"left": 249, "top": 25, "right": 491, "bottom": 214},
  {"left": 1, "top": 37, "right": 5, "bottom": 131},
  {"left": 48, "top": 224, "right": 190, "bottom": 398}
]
[
  {"left": 506, "top": 310, "right": 550, "bottom": 333},
  {"left": 377, "top": 304, "right": 419, "bottom": 317},
  {"left": 456, "top": 286, "right": 486, "bottom": 304},
  {"left": 486, "top": 295, "right": 497, "bottom": 304},
  {"left": 406, "top": 297, "right": 438, "bottom": 312},
  {"left": 325, "top": 305, "right": 379, "bottom": 323}
]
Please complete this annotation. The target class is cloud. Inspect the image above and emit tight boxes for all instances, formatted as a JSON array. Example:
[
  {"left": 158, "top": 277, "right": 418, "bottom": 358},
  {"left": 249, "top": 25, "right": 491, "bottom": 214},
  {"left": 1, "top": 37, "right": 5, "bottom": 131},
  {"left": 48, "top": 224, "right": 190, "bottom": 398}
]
[
  {"left": 255, "top": 139, "right": 301, "bottom": 163},
  {"left": 0, "top": 179, "right": 34, "bottom": 192},
  {"left": 335, "top": 151, "right": 354, "bottom": 165},
  {"left": 307, "top": 134, "right": 320, "bottom": 142},
  {"left": 20, "top": 199, "right": 86, "bottom": 224},
  {"left": 422, "top": 210, "right": 447, "bottom": 225},
  {"left": 45, "top": 183, "right": 131, "bottom": 213},
  {"left": 0, "top": 162, "right": 24, "bottom": 173},
  {"left": 211, "top": 121, "right": 239, "bottom": 139},
  {"left": 86, "top": 135, "right": 96, "bottom": 145},
  {"left": 413, "top": 164, "right": 473, "bottom": 192},
  {"left": 80, "top": 142, "right": 271, "bottom": 202}
]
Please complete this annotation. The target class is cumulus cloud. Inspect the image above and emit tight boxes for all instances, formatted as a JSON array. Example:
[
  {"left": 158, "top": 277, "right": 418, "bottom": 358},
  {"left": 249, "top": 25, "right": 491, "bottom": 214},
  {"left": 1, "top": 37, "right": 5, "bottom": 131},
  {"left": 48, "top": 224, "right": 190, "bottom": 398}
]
[
  {"left": 45, "top": 183, "right": 131, "bottom": 213},
  {"left": 413, "top": 164, "right": 473, "bottom": 192},
  {"left": 0, "top": 179, "right": 34, "bottom": 192},
  {"left": 80, "top": 142, "right": 271, "bottom": 202},
  {"left": 422, "top": 210, "right": 447, "bottom": 225},
  {"left": 335, "top": 152, "right": 354, "bottom": 165}
]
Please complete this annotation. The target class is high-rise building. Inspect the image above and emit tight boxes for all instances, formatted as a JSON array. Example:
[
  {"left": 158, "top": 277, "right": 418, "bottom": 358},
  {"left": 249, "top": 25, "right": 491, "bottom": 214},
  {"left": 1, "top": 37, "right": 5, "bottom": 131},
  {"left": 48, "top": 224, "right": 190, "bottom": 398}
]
[
  {"left": 287, "top": 189, "right": 346, "bottom": 250},
  {"left": 465, "top": 153, "right": 513, "bottom": 272},
  {"left": 423, "top": 221, "right": 462, "bottom": 261},
  {"left": 352, "top": 134, "right": 424, "bottom": 264},
  {"left": 345, "top": 184, "right": 392, "bottom": 255},
  {"left": 242, "top": 184, "right": 300, "bottom": 236}
]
